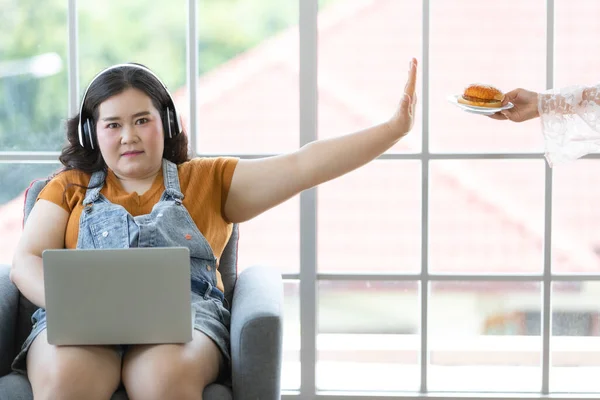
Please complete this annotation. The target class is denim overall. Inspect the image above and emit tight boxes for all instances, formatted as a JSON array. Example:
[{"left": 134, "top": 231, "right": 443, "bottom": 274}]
[{"left": 12, "top": 159, "right": 231, "bottom": 374}]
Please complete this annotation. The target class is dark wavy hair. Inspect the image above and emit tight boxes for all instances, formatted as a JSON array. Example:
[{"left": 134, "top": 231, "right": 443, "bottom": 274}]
[{"left": 59, "top": 64, "right": 190, "bottom": 174}]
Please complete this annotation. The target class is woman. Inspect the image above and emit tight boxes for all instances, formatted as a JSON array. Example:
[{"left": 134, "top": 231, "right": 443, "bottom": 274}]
[
  {"left": 490, "top": 84, "right": 600, "bottom": 165},
  {"left": 9, "top": 59, "right": 418, "bottom": 400}
]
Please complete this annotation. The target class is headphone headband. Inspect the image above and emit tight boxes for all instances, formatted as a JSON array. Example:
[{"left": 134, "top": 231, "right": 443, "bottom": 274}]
[{"left": 77, "top": 63, "right": 182, "bottom": 149}]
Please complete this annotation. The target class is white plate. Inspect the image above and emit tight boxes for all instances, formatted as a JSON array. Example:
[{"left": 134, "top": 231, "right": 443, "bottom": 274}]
[{"left": 447, "top": 94, "right": 514, "bottom": 116}]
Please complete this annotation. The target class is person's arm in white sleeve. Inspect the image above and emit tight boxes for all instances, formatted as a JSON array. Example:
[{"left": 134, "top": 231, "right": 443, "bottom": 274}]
[{"left": 489, "top": 84, "right": 600, "bottom": 166}]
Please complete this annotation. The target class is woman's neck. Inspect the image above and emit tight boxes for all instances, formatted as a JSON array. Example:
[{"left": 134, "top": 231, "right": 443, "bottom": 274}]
[{"left": 112, "top": 169, "right": 161, "bottom": 196}]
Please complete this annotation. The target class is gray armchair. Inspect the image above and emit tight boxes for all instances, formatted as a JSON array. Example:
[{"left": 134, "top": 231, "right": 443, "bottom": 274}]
[{"left": 0, "top": 179, "right": 284, "bottom": 400}]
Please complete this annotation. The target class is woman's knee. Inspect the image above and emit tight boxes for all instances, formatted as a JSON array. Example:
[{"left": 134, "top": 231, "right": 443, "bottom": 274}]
[
  {"left": 123, "top": 332, "right": 223, "bottom": 400},
  {"left": 27, "top": 332, "right": 121, "bottom": 400},
  {"left": 124, "top": 354, "right": 206, "bottom": 400},
  {"left": 35, "top": 367, "right": 111, "bottom": 400}
]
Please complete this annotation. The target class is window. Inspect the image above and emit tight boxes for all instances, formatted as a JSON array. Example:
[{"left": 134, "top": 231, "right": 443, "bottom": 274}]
[
  {"left": 523, "top": 310, "right": 598, "bottom": 337},
  {"left": 0, "top": 0, "right": 68, "bottom": 152},
  {"left": 2, "top": 0, "right": 600, "bottom": 398}
]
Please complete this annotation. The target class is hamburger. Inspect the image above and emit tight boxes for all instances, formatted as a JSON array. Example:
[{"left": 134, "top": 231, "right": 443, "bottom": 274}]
[{"left": 458, "top": 84, "right": 504, "bottom": 108}]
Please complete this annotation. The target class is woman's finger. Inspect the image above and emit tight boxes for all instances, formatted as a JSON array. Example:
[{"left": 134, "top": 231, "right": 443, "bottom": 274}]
[
  {"left": 404, "top": 58, "right": 418, "bottom": 97},
  {"left": 488, "top": 113, "right": 508, "bottom": 120}
]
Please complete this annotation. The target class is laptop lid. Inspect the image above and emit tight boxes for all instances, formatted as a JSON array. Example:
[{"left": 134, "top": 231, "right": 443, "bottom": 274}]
[{"left": 42, "top": 247, "right": 193, "bottom": 345}]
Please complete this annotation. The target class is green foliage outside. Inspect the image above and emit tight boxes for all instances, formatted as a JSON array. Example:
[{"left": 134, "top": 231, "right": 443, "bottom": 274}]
[{"left": 0, "top": 0, "right": 339, "bottom": 204}]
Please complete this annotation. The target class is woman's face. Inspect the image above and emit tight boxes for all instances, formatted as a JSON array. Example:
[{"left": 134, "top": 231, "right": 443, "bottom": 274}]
[{"left": 96, "top": 88, "right": 164, "bottom": 180}]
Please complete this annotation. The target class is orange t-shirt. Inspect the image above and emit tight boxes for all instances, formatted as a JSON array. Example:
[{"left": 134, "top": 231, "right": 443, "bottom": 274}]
[{"left": 37, "top": 157, "right": 239, "bottom": 293}]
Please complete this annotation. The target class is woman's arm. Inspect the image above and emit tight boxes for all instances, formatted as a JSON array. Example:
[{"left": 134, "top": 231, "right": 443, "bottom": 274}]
[
  {"left": 10, "top": 199, "right": 69, "bottom": 308},
  {"left": 538, "top": 84, "right": 600, "bottom": 116},
  {"left": 489, "top": 84, "right": 600, "bottom": 165},
  {"left": 490, "top": 84, "right": 600, "bottom": 122},
  {"left": 223, "top": 58, "right": 418, "bottom": 223}
]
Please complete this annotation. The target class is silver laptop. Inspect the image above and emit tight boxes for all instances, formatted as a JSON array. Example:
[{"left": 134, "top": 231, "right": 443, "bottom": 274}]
[{"left": 42, "top": 247, "right": 193, "bottom": 346}]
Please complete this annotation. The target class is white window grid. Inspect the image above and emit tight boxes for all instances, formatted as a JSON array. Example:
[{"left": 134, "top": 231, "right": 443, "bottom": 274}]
[{"left": 2, "top": 0, "right": 600, "bottom": 398}]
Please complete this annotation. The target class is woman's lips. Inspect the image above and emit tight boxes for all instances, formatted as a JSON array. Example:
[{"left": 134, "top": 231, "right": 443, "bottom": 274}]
[{"left": 122, "top": 151, "right": 144, "bottom": 157}]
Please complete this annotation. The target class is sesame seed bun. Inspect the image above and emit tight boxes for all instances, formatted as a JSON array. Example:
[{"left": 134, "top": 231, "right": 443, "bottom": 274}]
[{"left": 458, "top": 84, "right": 504, "bottom": 108}]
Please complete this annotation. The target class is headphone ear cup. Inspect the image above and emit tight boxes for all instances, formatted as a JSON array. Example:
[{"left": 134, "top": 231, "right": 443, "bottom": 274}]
[
  {"left": 164, "top": 108, "right": 178, "bottom": 139},
  {"left": 82, "top": 118, "right": 95, "bottom": 149}
]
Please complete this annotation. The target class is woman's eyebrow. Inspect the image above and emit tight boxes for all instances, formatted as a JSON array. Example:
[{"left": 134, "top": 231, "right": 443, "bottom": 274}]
[{"left": 102, "top": 111, "right": 151, "bottom": 121}]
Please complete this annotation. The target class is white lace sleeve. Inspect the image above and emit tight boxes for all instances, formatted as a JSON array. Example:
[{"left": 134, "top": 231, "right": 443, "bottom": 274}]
[{"left": 539, "top": 84, "right": 600, "bottom": 166}]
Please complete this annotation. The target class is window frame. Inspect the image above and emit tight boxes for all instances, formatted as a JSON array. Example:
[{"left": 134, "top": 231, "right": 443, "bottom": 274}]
[{"left": 2, "top": 0, "right": 600, "bottom": 398}]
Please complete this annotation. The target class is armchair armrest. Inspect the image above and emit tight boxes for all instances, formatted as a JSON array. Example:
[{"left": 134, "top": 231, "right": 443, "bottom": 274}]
[
  {"left": 230, "top": 265, "right": 283, "bottom": 400},
  {"left": 0, "top": 265, "right": 19, "bottom": 377}
]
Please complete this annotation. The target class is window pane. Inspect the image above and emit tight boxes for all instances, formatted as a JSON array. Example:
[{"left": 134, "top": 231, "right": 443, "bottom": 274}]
[
  {"left": 551, "top": 281, "right": 600, "bottom": 393},
  {"left": 317, "top": 280, "right": 420, "bottom": 392},
  {"left": 429, "top": 281, "right": 542, "bottom": 392},
  {"left": 318, "top": 161, "right": 421, "bottom": 273},
  {"left": 193, "top": 1, "right": 299, "bottom": 154},
  {"left": 318, "top": 0, "right": 422, "bottom": 153},
  {"left": 282, "top": 280, "right": 300, "bottom": 391},
  {"left": 0, "top": 163, "right": 61, "bottom": 264},
  {"left": 429, "top": 160, "right": 545, "bottom": 274},
  {"left": 430, "top": 0, "right": 546, "bottom": 153},
  {"left": 0, "top": 0, "right": 67, "bottom": 151},
  {"left": 237, "top": 197, "right": 299, "bottom": 274},
  {"left": 552, "top": 160, "right": 600, "bottom": 274},
  {"left": 79, "top": 0, "right": 186, "bottom": 102},
  {"left": 555, "top": 0, "right": 600, "bottom": 87}
]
